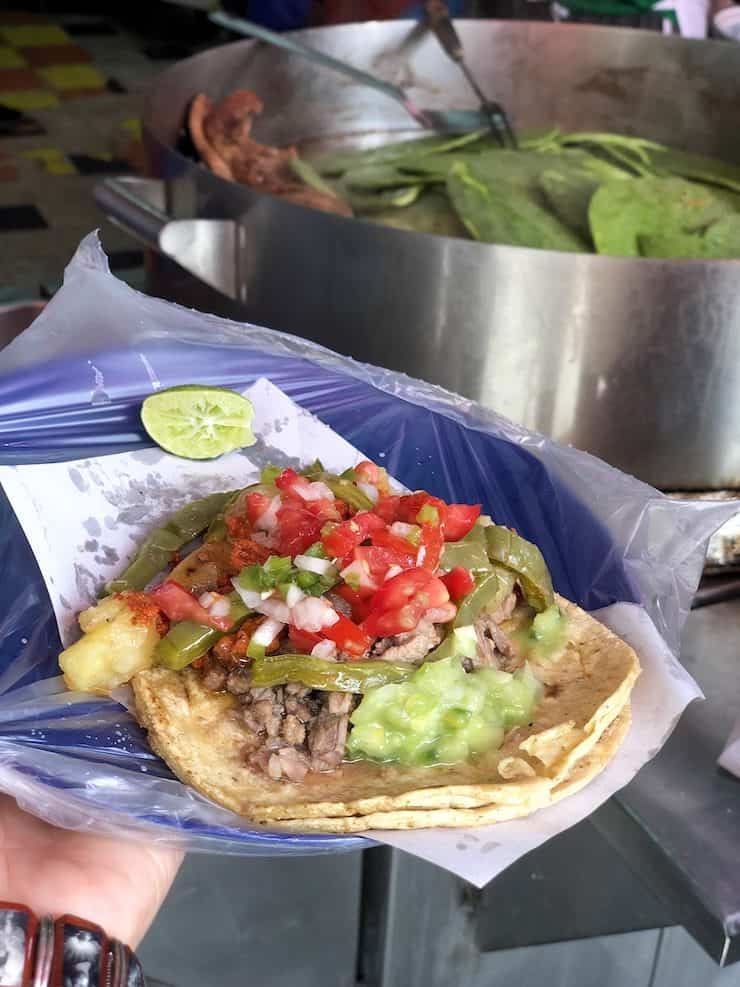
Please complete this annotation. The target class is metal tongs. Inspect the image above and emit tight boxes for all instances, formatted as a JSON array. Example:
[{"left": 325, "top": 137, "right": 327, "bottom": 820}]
[
  {"left": 210, "top": 10, "right": 486, "bottom": 135},
  {"left": 423, "top": 1, "right": 517, "bottom": 148}
]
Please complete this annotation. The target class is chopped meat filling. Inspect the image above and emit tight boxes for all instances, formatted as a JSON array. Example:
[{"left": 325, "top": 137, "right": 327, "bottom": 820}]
[
  {"left": 473, "top": 592, "right": 523, "bottom": 672},
  {"left": 371, "top": 618, "right": 442, "bottom": 665},
  {"left": 240, "top": 683, "right": 357, "bottom": 781},
  {"left": 198, "top": 659, "right": 357, "bottom": 781},
  {"left": 188, "top": 91, "right": 352, "bottom": 218}
]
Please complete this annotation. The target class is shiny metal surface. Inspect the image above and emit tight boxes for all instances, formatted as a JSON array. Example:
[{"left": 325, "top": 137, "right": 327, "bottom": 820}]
[
  {"left": 209, "top": 10, "right": 487, "bottom": 133},
  {"left": 129, "top": 21, "right": 740, "bottom": 490},
  {"left": 593, "top": 597, "right": 740, "bottom": 964}
]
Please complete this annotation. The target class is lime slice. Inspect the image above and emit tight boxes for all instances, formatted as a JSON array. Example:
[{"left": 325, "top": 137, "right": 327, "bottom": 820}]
[{"left": 141, "top": 385, "right": 256, "bottom": 460}]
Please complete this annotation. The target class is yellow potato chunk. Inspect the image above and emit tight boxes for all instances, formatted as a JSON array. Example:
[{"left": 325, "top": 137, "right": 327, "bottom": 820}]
[
  {"left": 60, "top": 596, "right": 160, "bottom": 694},
  {"left": 78, "top": 594, "right": 126, "bottom": 633}
]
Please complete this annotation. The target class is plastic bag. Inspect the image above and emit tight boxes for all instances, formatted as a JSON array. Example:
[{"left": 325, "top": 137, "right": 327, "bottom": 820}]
[{"left": 0, "top": 232, "right": 734, "bottom": 855}]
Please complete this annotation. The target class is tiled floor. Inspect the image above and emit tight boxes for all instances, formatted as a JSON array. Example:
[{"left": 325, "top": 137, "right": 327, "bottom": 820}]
[{"left": 0, "top": 7, "right": 217, "bottom": 295}]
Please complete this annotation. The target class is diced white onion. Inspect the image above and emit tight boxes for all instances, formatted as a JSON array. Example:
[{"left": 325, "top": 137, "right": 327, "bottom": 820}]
[
  {"left": 291, "top": 597, "right": 340, "bottom": 633},
  {"left": 231, "top": 582, "right": 262, "bottom": 610},
  {"left": 255, "top": 495, "right": 281, "bottom": 533},
  {"left": 357, "top": 481, "right": 379, "bottom": 504},
  {"left": 231, "top": 581, "right": 291, "bottom": 622},
  {"left": 210, "top": 597, "right": 231, "bottom": 619},
  {"left": 252, "top": 618, "right": 284, "bottom": 647},
  {"left": 295, "top": 555, "right": 336, "bottom": 576},
  {"left": 385, "top": 565, "right": 403, "bottom": 581},
  {"left": 285, "top": 584, "right": 306, "bottom": 609},
  {"left": 311, "top": 639, "right": 338, "bottom": 660},
  {"left": 416, "top": 545, "right": 427, "bottom": 566},
  {"left": 198, "top": 591, "right": 231, "bottom": 618},
  {"left": 390, "top": 522, "right": 415, "bottom": 539},
  {"left": 298, "top": 480, "right": 335, "bottom": 502},
  {"left": 340, "top": 559, "right": 376, "bottom": 591},
  {"left": 259, "top": 596, "right": 291, "bottom": 623}
]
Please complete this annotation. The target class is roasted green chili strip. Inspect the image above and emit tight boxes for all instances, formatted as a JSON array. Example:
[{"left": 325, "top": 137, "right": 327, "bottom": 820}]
[
  {"left": 453, "top": 566, "right": 516, "bottom": 627},
  {"left": 251, "top": 655, "right": 414, "bottom": 693},
  {"left": 440, "top": 523, "right": 491, "bottom": 573},
  {"left": 298, "top": 461, "right": 376, "bottom": 511},
  {"left": 300, "top": 459, "right": 326, "bottom": 479},
  {"left": 154, "top": 594, "right": 252, "bottom": 670},
  {"left": 324, "top": 476, "right": 375, "bottom": 512},
  {"left": 484, "top": 525, "right": 554, "bottom": 612},
  {"left": 155, "top": 622, "right": 223, "bottom": 671},
  {"left": 105, "top": 491, "right": 238, "bottom": 595},
  {"left": 204, "top": 489, "right": 242, "bottom": 543}
]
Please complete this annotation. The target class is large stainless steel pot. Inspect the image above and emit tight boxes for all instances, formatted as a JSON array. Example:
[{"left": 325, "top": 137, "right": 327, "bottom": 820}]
[{"left": 96, "top": 21, "right": 740, "bottom": 490}]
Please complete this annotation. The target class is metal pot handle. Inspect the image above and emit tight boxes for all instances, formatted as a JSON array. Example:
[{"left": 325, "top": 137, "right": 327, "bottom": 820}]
[
  {"left": 94, "top": 177, "right": 169, "bottom": 248},
  {"left": 95, "top": 176, "right": 240, "bottom": 300}
]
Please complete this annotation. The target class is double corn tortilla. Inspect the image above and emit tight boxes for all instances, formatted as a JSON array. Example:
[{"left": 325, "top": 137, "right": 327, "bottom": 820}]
[{"left": 131, "top": 597, "right": 640, "bottom": 832}]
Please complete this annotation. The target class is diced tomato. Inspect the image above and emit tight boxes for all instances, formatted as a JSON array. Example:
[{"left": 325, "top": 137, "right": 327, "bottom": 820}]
[
  {"left": 302, "top": 497, "right": 343, "bottom": 523},
  {"left": 445, "top": 504, "right": 481, "bottom": 541},
  {"left": 322, "top": 522, "right": 359, "bottom": 559},
  {"left": 275, "top": 504, "right": 322, "bottom": 557},
  {"left": 334, "top": 584, "right": 373, "bottom": 622},
  {"left": 371, "top": 568, "right": 449, "bottom": 613},
  {"left": 441, "top": 566, "right": 476, "bottom": 601},
  {"left": 374, "top": 491, "right": 480, "bottom": 544},
  {"left": 321, "top": 612, "right": 371, "bottom": 658},
  {"left": 321, "top": 511, "right": 385, "bottom": 558},
  {"left": 370, "top": 528, "right": 418, "bottom": 565},
  {"left": 245, "top": 491, "right": 271, "bottom": 526},
  {"left": 275, "top": 468, "right": 301, "bottom": 492},
  {"left": 363, "top": 598, "right": 427, "bottom": 637},
  {"left": 288, "top": 624, "right": 323, "bottom": 652},
  {"left": 355, "top": 460, "right": 390, "bottom": 495},
  {"left": 355, "top": 460, "right": 382, "bottom": 484},
  {"left": 355, "top": 545, "right": 412, "bottom": 582},
  {"left": 148, "top": 580, "right": 232, "bottom": 632},
  {"left": 395, "top": 492, "right": 432, "bottom": 522},
  {"left": 355, "top": 511, "right": 386, "bottom": 538},
  {"left": 418, "top": 522, "right": 444, "bottom": 570},
  {"left": 362, "top": 568, "right": 450, "bottom": 637},
  {"left": 395, "top": 492, "right": 425, "bottom": 522},
  {"left": 274, "top": 468, "right": 319, "bottom": 505},
  {"left": 373, "top": 495, "right": 401, "bottom": 524}
]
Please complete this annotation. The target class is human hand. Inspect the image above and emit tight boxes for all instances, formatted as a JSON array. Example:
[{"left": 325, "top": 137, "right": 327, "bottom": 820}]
[{"left": 0, "top": 795, "right": 182, "bottom": 947}]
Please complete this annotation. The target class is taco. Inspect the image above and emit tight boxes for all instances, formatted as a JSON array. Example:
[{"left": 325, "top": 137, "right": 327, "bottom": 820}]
[{"left": 59, "top": 459, "right": 640, "bottom": 831}]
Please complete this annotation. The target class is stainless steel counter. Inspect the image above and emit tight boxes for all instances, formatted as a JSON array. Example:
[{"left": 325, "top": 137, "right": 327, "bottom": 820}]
[{"left": 593, "top": 598, "right": 740, "bottom": 964}]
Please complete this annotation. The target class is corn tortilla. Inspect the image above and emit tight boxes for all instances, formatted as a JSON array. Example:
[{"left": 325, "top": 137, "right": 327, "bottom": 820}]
[
  {"left": 260, "top": 704, "right": 632, "bottom": 832},
  {"left": 131, "top": 596, "right": 640, "bottom": 831}
]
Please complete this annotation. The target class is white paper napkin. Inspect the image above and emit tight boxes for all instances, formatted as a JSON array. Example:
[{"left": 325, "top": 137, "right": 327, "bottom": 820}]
[{"left": 719, "top": 718, "right": 740, "bottom": 778}]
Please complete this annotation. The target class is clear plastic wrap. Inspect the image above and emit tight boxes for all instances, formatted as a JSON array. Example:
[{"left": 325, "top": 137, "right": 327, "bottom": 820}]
[{"left": 0, "top": 232, "right": 734, "bottom": 858}]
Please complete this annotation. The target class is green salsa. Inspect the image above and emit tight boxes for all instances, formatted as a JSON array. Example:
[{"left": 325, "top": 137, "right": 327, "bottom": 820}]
[
  {"left": 511, "top": 604, "right": 568, "bottom": 661},
  {"left": 346, "top": 656, "right": 542, "bottom": 767}
]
